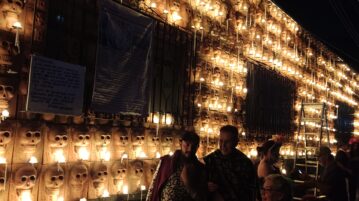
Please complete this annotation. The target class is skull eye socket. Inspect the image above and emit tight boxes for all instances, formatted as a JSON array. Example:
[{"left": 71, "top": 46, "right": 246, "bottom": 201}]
[
  {"left": 63, "top": 136, "right": 68, "bottom": 141},
  {"left": 122, "top": 170, "right": 126, "bottom": 173},
  {"left": 82, "top": 173, "right": 87, "bottom": 178},
  {"left": 51, "top": 176, "right": 56, "bottom": 181},
  {"left": 21, "top": 176, "right": 27, "bottom": 182},
  {"left": 30, "top": 176, "right": 36, "bottom": 181},
  {"left": 58, "top": 175, "right": 64, "bottom": 180},
  {"left": 125, "top": 136, "right": 128, "bottom": 140},
  {"left": 85, "top": 135, "right": 90, "bottom": 140},
  {"left": 26, "top": 132, "right": 31, "bottom": 137},
  {"left": 0, "top": 178, "right": 4, "bottom": 183},
  {"left": 5, "top": 86, "right": 13, "bottom": 93},
  {"left": 34, "top": 132, "right": 41, "bottom": 137},
  {"left": 76, "top": 174, "right": 81, "bottom": 178},
  {"left": 3, "top": 132, "right": 10, "bottom": 137},
  {"left": 55, "top": 136, "right": 60, "bottom": 141},
  {"left": 79, "top": 136, "right": 84, "bottom": 140},
  {"left": 97, "top": 172, "right": 102, "bottom": 176},
  {"left": 141, "top": 136, "right": 145, "bottom": 140},
  {"left": 103, "top": 171, "right": 108, "bottom": 175},
  {"left": 106, "top": 135, "right": 111, "bottom": 139},
  {"left": 101, "top": 135, "right": 105, "bottom": 140},
  {"left": 0, "top": 86, "right": 3, "bottom": 91}
]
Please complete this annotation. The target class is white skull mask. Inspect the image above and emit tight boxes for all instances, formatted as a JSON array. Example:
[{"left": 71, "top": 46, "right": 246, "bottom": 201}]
[
  {"left": 91, "top": 163, "right": 108, "bottom": 184},
  {"left": 72, "top": 127, "right": 90, "bottom": 147},
  {"left": 0, "top": 130, "right": 11, "bottom": 147},
  {"left": 113, "top": 127, "right": 129, "bottom": 146},
  {"left": 94, "top": 130, "right": 111, "bottom": 146},
  {"left": 133, "top": 161, "right": 144, "bottom": 178},
  {"left": 0, "top": 84, "right": 14, "bottom": 100},
  {"left": 19, "top": 129, "right": 41, "bottom": 147},
  {"left": 111, "top": 162, "right": 127, "bottom": 180},
  {"left": 69, "top": 163, "right": 88, "bottom": 187},
  {"left": 44, "top": 165, "right": 64, "bottom": 190},
  {"left": 14, "top": 165, "right": 37, "bottom": 190},
  {"left": 48, "top": 127, "right": 68, "bottom": 148}
]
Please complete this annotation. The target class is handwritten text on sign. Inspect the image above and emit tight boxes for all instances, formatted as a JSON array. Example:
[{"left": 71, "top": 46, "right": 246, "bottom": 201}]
[{"left": 26, "top": 55, "right": 85, "bottom": 115}]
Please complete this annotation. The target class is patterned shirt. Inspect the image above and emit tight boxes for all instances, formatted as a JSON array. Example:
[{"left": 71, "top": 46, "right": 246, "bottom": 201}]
[
  {"left": 160, "top": 167, "right": 195, "bottom": 201},
  {"left": 204, "top": 149, "right": 257, "bottom": 201}
]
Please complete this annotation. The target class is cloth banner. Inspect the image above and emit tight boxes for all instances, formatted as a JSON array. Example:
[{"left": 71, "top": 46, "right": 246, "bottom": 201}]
[{"left": 92, "top": 0, "right": 153, "bottom": 115}]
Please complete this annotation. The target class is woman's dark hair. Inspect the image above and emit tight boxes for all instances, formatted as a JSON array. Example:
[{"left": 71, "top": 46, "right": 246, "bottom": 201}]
[
  {"left": 257, "top": 140, "right": 282, "bottom": 155},
  {"left": 181, "top": 131, "right": 200, "bottom": 148}
]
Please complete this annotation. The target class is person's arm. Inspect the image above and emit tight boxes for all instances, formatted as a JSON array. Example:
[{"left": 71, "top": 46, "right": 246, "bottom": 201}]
[{"left": 146, "top": 160, "right": 162, "bottom": 201}]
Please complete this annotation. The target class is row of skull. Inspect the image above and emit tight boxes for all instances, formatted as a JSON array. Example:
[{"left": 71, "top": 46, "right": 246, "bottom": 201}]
[{"left": 1, "top": 159, "right": 158, "bottom": 200}]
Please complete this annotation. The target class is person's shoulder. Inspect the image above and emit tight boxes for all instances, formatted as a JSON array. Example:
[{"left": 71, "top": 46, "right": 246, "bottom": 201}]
[
  {"left": 203, "top": 150, "right": 219, "bottom": 161},
  {"left": 235, "top": 149, "right": 254, "bottom": 165}
]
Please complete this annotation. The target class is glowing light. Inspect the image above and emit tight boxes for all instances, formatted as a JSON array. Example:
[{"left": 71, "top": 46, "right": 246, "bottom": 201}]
[
  {"left": 79, "top": 198, "right": 87, "bottom": 201},
  {"left": 156, "top": 151, "right": 161, "bottom": 158},
  {"left": 99, "top": 147, "right": 111, "bottom": 161},
  {"left": 281, "top": 168, "right": 287, "bottom": 175},
  {"left": 150, "top": 2, "right": 157, "bottom": 8},
  {"left": 13, "top": 21, "right": 22, "bottom": 29},
  {"left": 57, "top": 197, "right": 64, "bottom": 201},
  {"left": 123, "top": 185, "right": 129, "bottom": 194},
  {"left": 0, "top": 156, "right": 6, "bottom": 164},
  {"left": 20, "top": 190, "right": 32, "bottom": 201},
  {"left": 54, "top": 149, "right": 66, "bottom": 163},
  {"left": 102, "top": 189, "right": 110, "bottom": 198},
  {"left": 140, "top": 185, "right": 146, "bottom": 191},
  {"left": 78, "top": 147, "right": 90, "bottom": 160},
  {"left": 153, "top": 114, "right": 160, "bottom": 124},
  {"left": 29, "top": 156, "right": 38, "bottom": 164},
  {"left": 1, "top": 109, "right": 9, "bottom": 118},
  {"left": 169, "top": 151, "right": 174, "bottom": 156}
]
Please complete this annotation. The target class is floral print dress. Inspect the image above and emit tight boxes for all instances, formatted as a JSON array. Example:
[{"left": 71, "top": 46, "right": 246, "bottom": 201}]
[{"left": 160, "top": 167, "right": 194, "bottom": 201}]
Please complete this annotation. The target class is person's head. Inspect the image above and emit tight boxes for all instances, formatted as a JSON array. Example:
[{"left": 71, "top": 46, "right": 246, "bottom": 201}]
[
  {"left": 335, "top": 149, "right": 349, "bottom": 166},
  {"left": 180, "top": 131, "right": 200, "bottom": 158},
  {"left": 318, "top": 146, "right": 334, "bottom": 167},
  {"left": 258, "top": 140, "right": 282, "bottom": 163},
  {"left": 219, "top": 125, "right": 239, "bottom": 156},
  {"left": 262, "top": 174, "right": 293, "bottom": 201}
]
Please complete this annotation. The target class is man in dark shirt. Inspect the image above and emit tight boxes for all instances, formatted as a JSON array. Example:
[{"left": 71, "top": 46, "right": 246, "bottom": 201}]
[
  {"left": 204, "top": 125, "right": 257, "bottom": 201},
  {"left": 316, "top": 146, "right": 348, "bottom": 201}
]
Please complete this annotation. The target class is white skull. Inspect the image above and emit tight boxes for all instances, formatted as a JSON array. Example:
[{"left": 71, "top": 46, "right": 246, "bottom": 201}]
[
  {"left": 111, "top": 162, "right": 127, "bottom": 181},
  {"left": 14, "top": 165, "right": 37, "bottom": 190},
  {"left": 94, "top": 129, "right": 111, "bottom": 146},
  {"left": 0, "top": 84, "right": 14, "bottom": 100},
  {"left": 72, "top": 127, "right": 90, "bottom": 147},
  {"left": 91, "top": 163, "right": 108, "bottom": 184},
  {"left": 0, "top": 130, "right": 11, "bottom": 147},
  {"left": 48, "top": 126, "right": 68, "bottom": 148},
  {"left": 113, "top": 127, "right": 129, "bottom": 146},
  {"left": 19, "top": 129, "right": 41, "bottom": 147},
  {"left": 69, "top": 163, "right": 88, "bottom": 187},
  {"left": 133, "top": 161, "right": 144, "bottom": 178},
  {"left": 44, "top": 165, "right": 64, "bottom": 190}
]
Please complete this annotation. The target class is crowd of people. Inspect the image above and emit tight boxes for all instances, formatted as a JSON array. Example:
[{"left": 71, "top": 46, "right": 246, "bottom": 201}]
[{"left": 145, "top": 125, "right": 359, "bottom": 201}]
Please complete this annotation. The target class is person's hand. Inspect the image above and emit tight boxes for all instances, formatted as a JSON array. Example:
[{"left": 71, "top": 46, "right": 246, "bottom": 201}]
[{"left": 208, "top": 182, "right": 219, "bottom": 192}]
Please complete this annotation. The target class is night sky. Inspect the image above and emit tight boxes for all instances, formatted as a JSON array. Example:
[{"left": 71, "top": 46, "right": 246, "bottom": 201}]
[{"left": 272, "top": 0, "right": 359, "bottom": 71}]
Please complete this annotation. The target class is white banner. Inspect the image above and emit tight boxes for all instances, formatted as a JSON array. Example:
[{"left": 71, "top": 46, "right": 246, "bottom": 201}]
[{"left": 26, "top": 55, "right": 85, "bottom": 115}]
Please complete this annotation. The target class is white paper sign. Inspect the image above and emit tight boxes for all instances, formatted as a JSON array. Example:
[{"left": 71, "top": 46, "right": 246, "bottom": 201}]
[{"left": 26, "top": 55, "right": 85, "bottom": 115}]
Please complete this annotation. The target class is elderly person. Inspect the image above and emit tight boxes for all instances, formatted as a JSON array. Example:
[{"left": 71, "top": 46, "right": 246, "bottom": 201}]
[
  {"left": 261, "top": 174, "right": 293, "bottom": 201},
  {"left": 146, "top": 131, "right": 207, "bottom": 201},
  {"left": 204, "top": 125, "right": 257, "bottom": 201}
]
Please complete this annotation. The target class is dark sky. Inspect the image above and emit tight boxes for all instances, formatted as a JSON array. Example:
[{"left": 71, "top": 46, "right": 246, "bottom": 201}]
[{"left": 272, "top": 0, "right": 359, "bottom": 71}]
